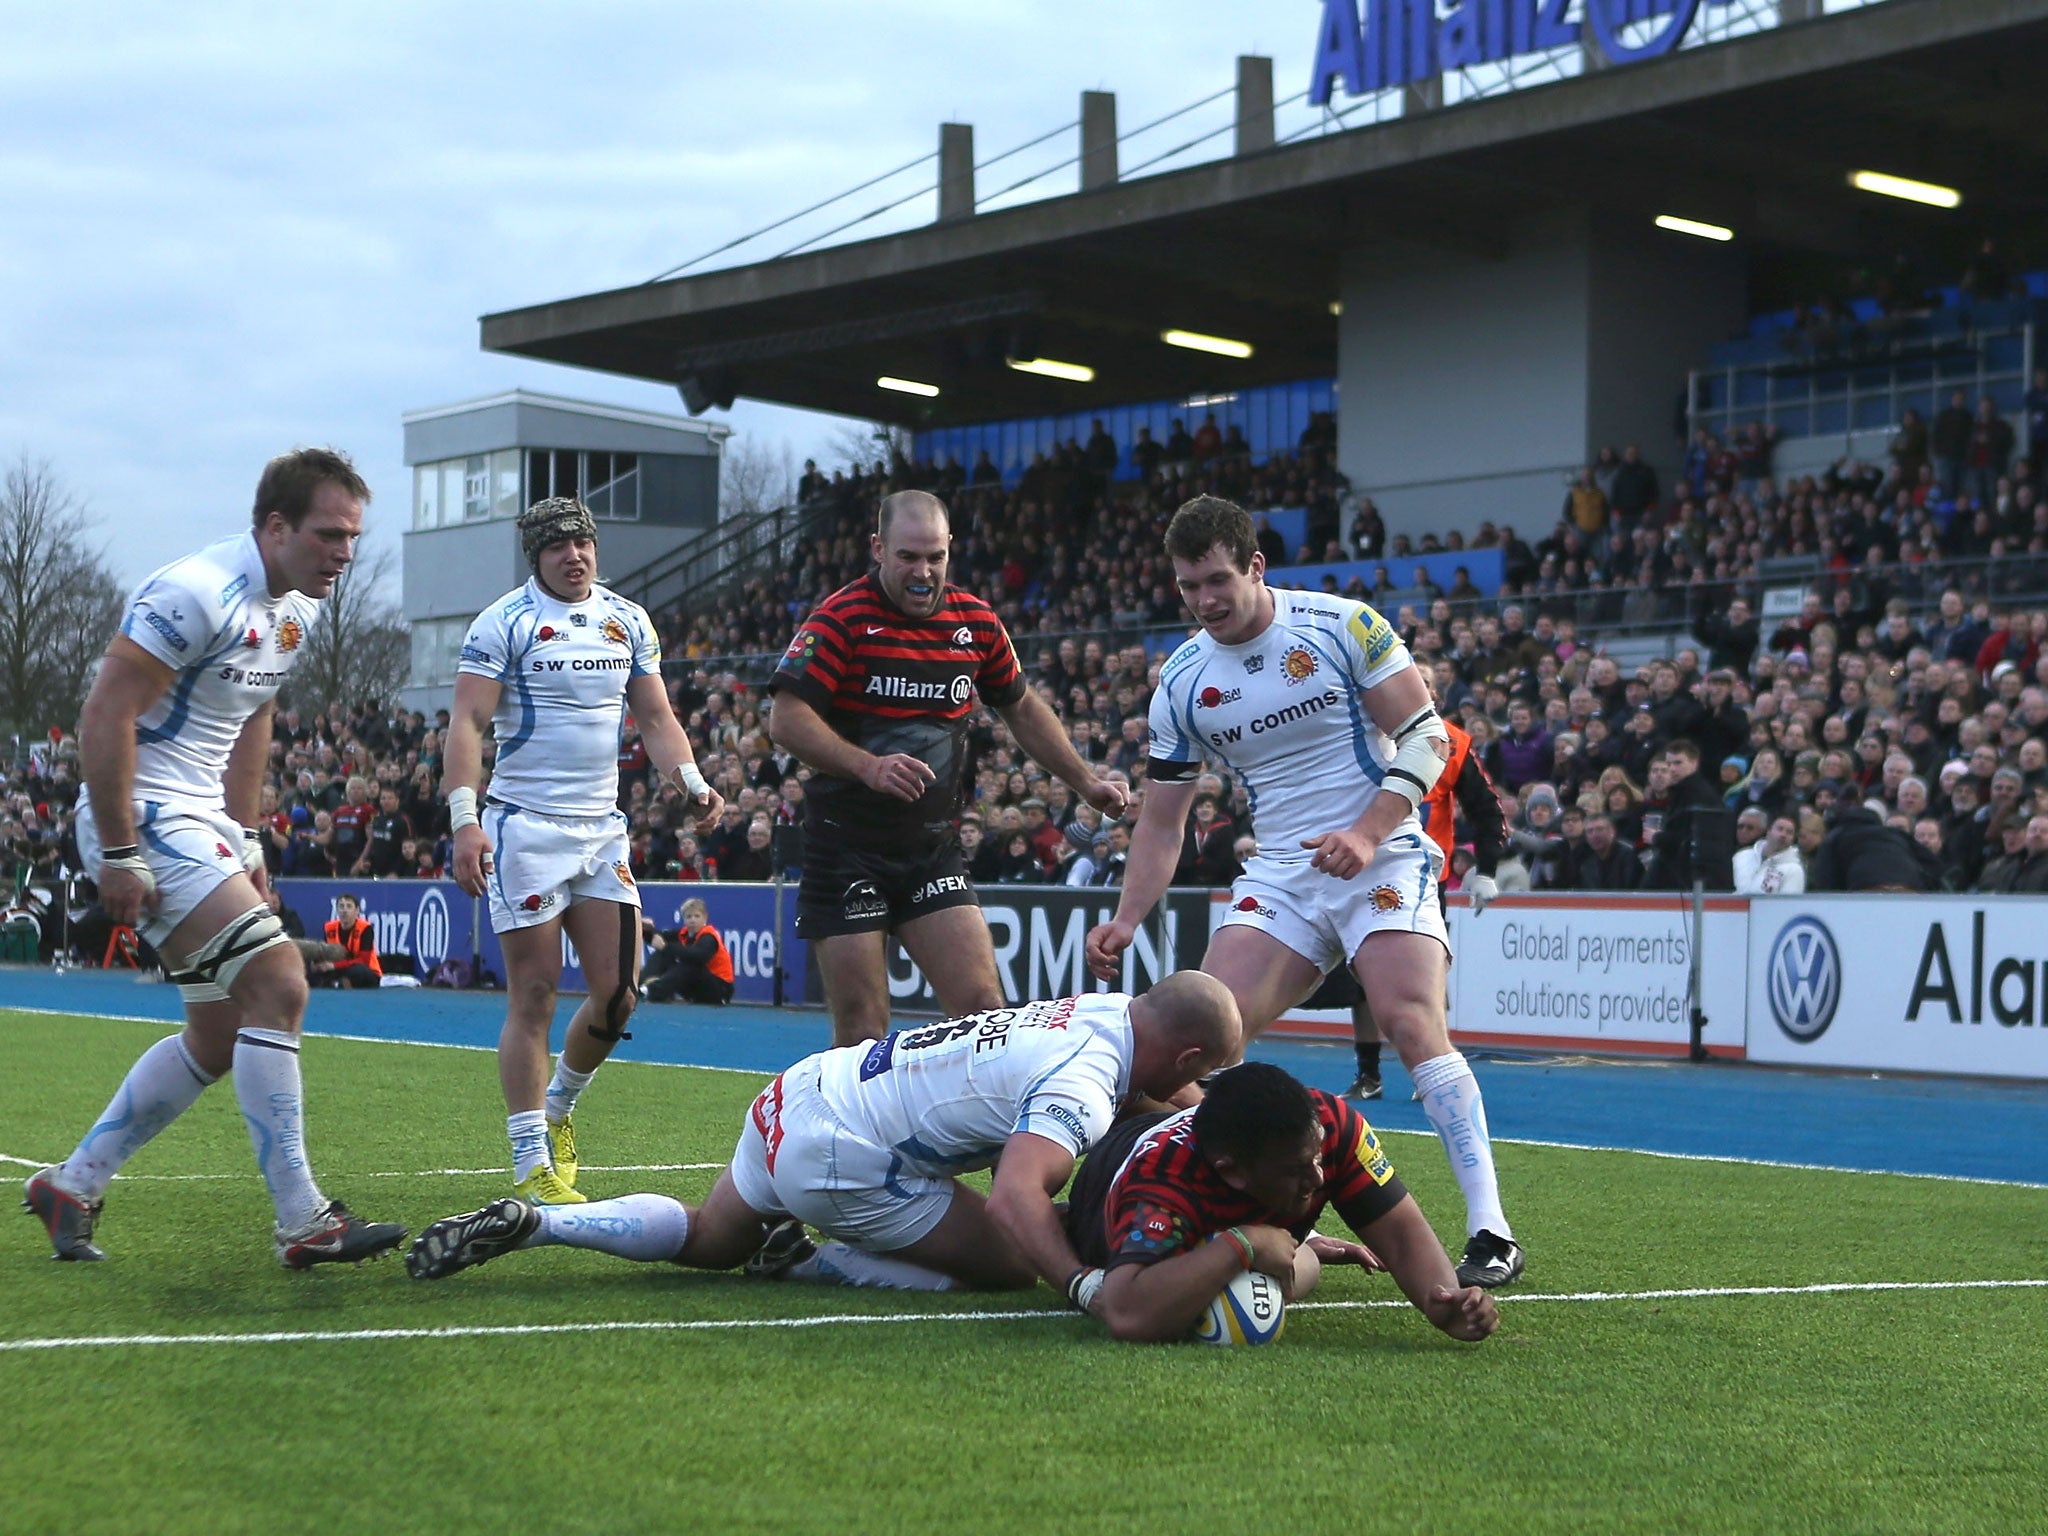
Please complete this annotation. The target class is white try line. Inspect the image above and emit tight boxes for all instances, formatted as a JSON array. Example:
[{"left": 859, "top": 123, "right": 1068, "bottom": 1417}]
[
  {"left": 0, "top": 1153, "right": 720, "bottom": 1182},
  {"left": 2, "top": 1278, "right": 2043, "bottom": 1354}
]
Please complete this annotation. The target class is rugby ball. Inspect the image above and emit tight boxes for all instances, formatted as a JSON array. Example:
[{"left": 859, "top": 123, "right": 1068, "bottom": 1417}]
[{"left": 1191, "top": 1268, "right": 1286, "bottom": 1347}]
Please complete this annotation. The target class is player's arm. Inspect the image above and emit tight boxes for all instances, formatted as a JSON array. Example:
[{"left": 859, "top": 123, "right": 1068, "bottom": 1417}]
[
  {"left": 1304, "top": 664, "right": 1447, "bottom": 879},
  {"left": 767, "top": 690, "right": 931, "bottom": 803},
  {"left": 626, "top": 672, "right": 724, "bottom": 831},
  {"left": 982, "top": 1131, "right": 1092, "bottom": 1296},
  {"left": 224, "top": 703, "right": 275, "bottom": 893},
  {"left": 1084, "top": 774, "right": 1197, "bottom": 981},
  {"left": 79, "top": 636, "right": 179, "bottom": 927},
  {"left": 1342, "top": 1194, "right": 1497, "bottom": 1342},
  {"left": 445, "top": 671, "right": 501, "bottom": 898},
  {"left": 1096, "top": 1222, "right": 1298, "bottom": 1343},
  {"left": 995, "top": 689, "right": 1128, "bottom": 819},
  {"left": 1453, "top": 749, "right": 1505, "bottom": 877}
]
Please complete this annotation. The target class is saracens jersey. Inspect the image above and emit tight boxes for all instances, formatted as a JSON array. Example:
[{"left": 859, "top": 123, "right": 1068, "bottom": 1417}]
[
  {"left": 1067, "top": 1089, "right": 1409, "bottom": 1270},
  {"left": 768, "top": 572, "right": 1025, "bottom": 849},
  {"left": 457, "top": 579, "right": 661, "bottom": 820},
  {"left": 86, "top": 532, "right": 320, "bottom": 816},
  {"left": 815, "top": 993, "right": 1135, "bottom": 1178},
  {"left": 1148, "top": 588, "right": 1419, "bottom": 859}
]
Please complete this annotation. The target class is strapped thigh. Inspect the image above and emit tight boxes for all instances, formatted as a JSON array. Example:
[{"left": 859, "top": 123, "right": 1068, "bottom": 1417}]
[{"left": 169, "top": 906, "right": 290, "bottom": 1002}]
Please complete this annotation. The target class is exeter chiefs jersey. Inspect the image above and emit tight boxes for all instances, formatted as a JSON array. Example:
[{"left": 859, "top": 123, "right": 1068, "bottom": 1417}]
[
  {"left": 1148, "top": 589, "right": 1420, "bottom": 861},
  {"left": 769, "top": 573, "right": 1025, "bottom": 848},
  {"left": 816, "top": 993, "right": 1135, "bottom": 1177},
  {"left": 88, "top": 532, "right": 320, "bottom": 815},
  {"left": 457, "top": 579, "right": 661, "bottom": 820},
  {"left": 1068, "top": 1090, "right": 1408, "bottom": 1270}
]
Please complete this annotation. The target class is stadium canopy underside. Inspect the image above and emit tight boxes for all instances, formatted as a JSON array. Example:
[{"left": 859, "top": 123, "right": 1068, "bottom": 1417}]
[{"left": 482, "top": 0, "right": 2048, "bottom": 431}]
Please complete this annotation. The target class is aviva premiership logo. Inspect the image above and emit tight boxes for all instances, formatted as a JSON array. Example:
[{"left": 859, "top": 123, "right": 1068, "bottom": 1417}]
[{"left": 1766, "top": 916, "right": 1840, "bottom": 1043}]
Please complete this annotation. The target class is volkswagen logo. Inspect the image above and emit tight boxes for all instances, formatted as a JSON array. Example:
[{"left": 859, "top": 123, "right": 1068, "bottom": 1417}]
[
  {"left": 1766, "top": 915, "right": 1840, "bottom": 1043},
  {"left": 415, "top": 888, "right": 452, "bottom": 969}
]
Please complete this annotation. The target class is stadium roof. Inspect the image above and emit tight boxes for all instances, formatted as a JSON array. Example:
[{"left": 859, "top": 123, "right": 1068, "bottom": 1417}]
[{"left": 481, "top": 0, "right": 2048, "bottom": 429}]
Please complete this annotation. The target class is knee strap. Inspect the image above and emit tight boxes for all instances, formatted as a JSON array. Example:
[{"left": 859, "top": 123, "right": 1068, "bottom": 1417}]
[
  {"left": 175, "top": 907, "right": 290, "bottom": 998},
  {"left": 586, "top": 902, "right": 639, "bottom": 1043}
]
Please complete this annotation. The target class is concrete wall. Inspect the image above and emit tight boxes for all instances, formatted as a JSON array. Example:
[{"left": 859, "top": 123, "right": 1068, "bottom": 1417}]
[{"left": 1337, "top": 204, "right": 1747, "bottom": 548}]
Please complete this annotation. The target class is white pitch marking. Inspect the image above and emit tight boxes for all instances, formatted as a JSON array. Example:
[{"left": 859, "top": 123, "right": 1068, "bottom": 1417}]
[
  {"left": 2, "top": 1279, "right": 2042, "bottom": 1354},
  {"left": 0, "top": 1154, "right": 720, "bottom": 1182}
]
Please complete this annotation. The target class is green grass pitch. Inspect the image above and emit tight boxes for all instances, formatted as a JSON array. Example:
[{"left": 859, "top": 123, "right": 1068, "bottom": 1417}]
[{"left": 4, "top": 1011, "right": 2045, "bottom": 1535}]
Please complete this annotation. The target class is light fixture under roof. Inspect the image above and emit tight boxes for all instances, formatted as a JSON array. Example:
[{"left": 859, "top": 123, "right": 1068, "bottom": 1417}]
[
  {"left": 1653, "top": 214, "right": 1733, "bottom": 242},
  {"left": 877, "top": 376, "right": 940, "bottom": 397},
  {"left": 1848, "top": 170, "right": 1961, "bottom": 209},
  {"left": 1162, "top": 328, "right": 1254, "bottom": 360},
  {"left": 1006, "top": 357, "right": 1095, "bottom": 383}
]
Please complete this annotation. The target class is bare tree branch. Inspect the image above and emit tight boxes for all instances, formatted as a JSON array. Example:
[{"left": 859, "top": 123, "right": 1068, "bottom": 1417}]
[
  {"left": 286, "top": 546, "right": 410, "bottom": 717},
  {"left": 0, "top": 456, "right": 124, "bottom": 738},
  {"left": 719, "top": 433, "right": 798, "bottom": 523}
]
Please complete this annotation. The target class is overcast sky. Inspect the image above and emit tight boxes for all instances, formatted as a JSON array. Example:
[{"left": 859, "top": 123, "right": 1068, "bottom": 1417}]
[{"left": 0, "top": 2, "right": 1334, "bottom": 591}]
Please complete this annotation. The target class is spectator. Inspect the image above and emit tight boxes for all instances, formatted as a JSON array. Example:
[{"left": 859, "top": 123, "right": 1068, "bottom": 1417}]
[
  {"left": 1647, "top": 739, "right": 1728, "bottom": 891},
  {"left": 1609, "top": 445, "right": 1658, "bottom": 520},
  {"left": 1808, "top": 800, "right": 1942, "bottom": 892},
  {"left": 1733, "top": 814, "right": 1806, "bottom": 895},
  {"left": 1932, "top": 388, "right": 1972, "bottom": 499},
  {"left": 1564, "top": 466, "right": 1609, "bottom": 535},
  {"left": 721, "top": 818, "right": 774, "bottom": 882},
  {"left": 1485, "top": 702, "right": 1554, "bottom": 792},
  {"left": 1575, "top": 814, "right": 1642, "bottom": 891},
  {"left": 1967, "top": 396, "right": 2015, "bottom": 510}
]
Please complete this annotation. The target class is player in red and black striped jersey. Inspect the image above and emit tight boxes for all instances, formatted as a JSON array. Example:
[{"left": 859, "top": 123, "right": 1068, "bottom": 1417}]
[
  {"left": 1062, "top": 1062, "right": 1498, "bottom": 1343},
  {"left": 768, "top": 491, "right": 1131, "bottom": 1046}
]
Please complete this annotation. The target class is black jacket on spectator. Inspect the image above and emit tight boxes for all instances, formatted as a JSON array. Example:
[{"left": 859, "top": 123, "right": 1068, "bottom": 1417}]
[
  {"left": 1576, "top": 841, "right": 1643, "bottom": 892},
  {"left": 1808, "top": 805, "right": 1943, "bottom": 892},
  {"left": 1649, "top": 770, "right": 1729, "bottom": 890}
]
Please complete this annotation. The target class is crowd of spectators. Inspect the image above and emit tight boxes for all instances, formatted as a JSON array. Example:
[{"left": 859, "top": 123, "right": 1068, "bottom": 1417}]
[{"left": 8, "top": 395, "right": 2048, "bottom": 952}]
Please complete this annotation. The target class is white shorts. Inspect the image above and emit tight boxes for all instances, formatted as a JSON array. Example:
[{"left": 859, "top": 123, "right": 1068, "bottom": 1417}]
[
  {"left": 728, "top": 1059, "right": 956, "bottom": 1253},
  {"left": 484, "top": 802, "right": 638, "bottom": 934},
  {"left": 1219, "top": 830, "right": 1450, "bottom": 974},
  {"left": 78, "top": 800, "right": 245, "bottom": 949}
]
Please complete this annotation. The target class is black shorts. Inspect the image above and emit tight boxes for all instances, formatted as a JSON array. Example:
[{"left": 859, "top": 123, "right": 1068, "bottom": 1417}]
[{"left": 794, "top": 836, "right": 979, "bottom": 940}]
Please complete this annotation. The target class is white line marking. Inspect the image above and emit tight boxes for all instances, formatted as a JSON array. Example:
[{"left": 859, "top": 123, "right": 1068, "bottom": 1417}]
[
  {"left": 2, "top": 1278, "right": 2040, "bottom": 1353},
  {"left": 0, "top": 1153, "right": 720, "bottom": 1182}
]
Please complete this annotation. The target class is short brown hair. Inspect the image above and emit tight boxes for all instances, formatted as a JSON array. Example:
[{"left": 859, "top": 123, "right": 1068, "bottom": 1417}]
[
  {"left": 253, "top": 447, "right": 370, "bottom": 530},
  {"left": 1165, "top": 495, "right": 1256, "bottom": 572}
]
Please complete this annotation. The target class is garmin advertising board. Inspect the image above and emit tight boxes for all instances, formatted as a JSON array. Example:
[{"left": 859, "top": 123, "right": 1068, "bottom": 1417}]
[
  {"left": 1310, "top": 0, "right": 1740, "bottom": 105},
  {"left": 1746, "top": 897, "right": 2048, "bottom": 1080}
]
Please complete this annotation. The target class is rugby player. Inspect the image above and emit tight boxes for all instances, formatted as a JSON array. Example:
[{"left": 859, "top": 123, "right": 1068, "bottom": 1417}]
[
  {"left": 406, "top": 972, "right": 1239, "bottom": 1297},
  {"left": 445, "top": 498, "right": 723, "bottom": 1207},
  {"left": 1086, "top": 495, "right": 1525, "bottom": 1288},
  {"left": 24, "top": 448, "right": 405, "bottom": 1267},
  {"left": 1064, "top": 1061, "right": 1498, "bottom": 1343},
  {"left": 768, "top": 490, "right": 1128, "bottom": 1047}
]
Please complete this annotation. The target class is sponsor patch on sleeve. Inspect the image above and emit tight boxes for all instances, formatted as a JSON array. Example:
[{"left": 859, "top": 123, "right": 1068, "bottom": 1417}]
[
  {"left": 1356, "top": 1121, "right": 1394, "bottom": 1185},
  {"left": 1348, "top": 606, "right": 1396, "bottom": 667}
]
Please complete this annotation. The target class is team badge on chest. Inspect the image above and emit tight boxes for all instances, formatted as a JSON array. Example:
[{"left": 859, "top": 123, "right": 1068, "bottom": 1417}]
[{"left": 1282, "top": 647, "right": 1317, "bottom": 685}]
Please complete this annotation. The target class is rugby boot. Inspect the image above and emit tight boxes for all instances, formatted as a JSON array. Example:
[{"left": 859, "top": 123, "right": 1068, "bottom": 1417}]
[
  {"left": 1456, "top": 1230, "right": 1526, "bottom": 1289},
  {"left": 407, "top": 1197, "right": 541, "bottom": 1281},
  {"left": 275, "top": 1199, "right": 407, "bottom": 1270},
  {"left": 22, "top": 1167, "right": 105, "bottom": 1262},
  {"left": 546, "top": 1113, "right": 578, "bottom": 1189},
  {"left": 513, "top": 1164, "right": 586, "bottom": 1206}
]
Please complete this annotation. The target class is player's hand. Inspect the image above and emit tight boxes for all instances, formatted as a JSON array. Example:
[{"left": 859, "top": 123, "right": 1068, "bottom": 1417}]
[
  {"left": 1084, "top": 918, "right": 1135, "bottom": 981},
  {"left": 860, "top": 752, "right": 936, "bottom": 803},
  {"left": 452, "top": 823, "right": 494, "bottom": 898},
  {"left": 1467, "top": 873, "right": 1498, "bottom": 916},
  {"left": 687, "top": 785, "right": 726, "bottom": 833},
  {"left": 96, "top": 862, "right": 159, "bottom": 929},
  {"left": 1301, "top": 826, "right": 1378, "bottom": 880},
  {"left": 1242, "top": 1224, "right": 1298, "bottom": 1281},
  {"left": 1306, "top": 1233, "right": 1384, "bottom": 1273},
  {"left": 1428, "top": 1283, "right": 1500, "bottom": 1342},
  {"left": 1078, "top": 776, "right": 1129, "bottom": 819}
]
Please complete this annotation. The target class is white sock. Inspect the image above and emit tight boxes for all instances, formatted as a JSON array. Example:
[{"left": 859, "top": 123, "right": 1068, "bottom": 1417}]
[
  {"left": 507, "top": 1110, "right": 550, "bottom": 1183},
  {"left": 57, "top": 1035, "right": 215, "bottom": 1199},
  {"left": 1411, "top": 1051, "right": 1511, "bottom": 1240},
  {"left": 233, "top": 1028, "right": 327, "bottom": 1232},
  {"left": 544, "top": 1060, "right": 595, "bottom": 1125},
  {"left": 526, "top": 1194, "right": 690, "bottom": 1262},
  {"left": 783, "top": 1240, "right": 957, "bottom": 1291}
]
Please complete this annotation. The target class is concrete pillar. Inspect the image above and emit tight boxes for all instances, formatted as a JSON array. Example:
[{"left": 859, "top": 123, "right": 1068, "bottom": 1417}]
[
  {"left": 1235, "top": 56, "right": 1274, "bottom": 156},
  {"left": 1081, "top": 92, "right": 1117, "bottom": 191},
  {"left": 938, "top": 123, "right": 974, "bottom": 222}
]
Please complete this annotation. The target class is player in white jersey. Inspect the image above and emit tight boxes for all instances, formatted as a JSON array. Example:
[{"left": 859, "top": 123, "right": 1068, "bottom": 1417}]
[
  {"left": 1086, "top": 495, "right": 1524, "bottom": 1289},
  {"left": 405, "top": 972, "right": 1239, "bottom": 1303},
  {"left": 24, "top": 449, "right": 405, "bottom": 1268},
  {"left": 445, "top": 498, "right": 723, "bottom": 1208}
]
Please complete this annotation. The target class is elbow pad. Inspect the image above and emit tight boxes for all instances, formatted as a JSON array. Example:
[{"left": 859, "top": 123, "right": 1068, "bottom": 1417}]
[{"left": 1381, "top": 706, "right": 1450, "bottom": 812}]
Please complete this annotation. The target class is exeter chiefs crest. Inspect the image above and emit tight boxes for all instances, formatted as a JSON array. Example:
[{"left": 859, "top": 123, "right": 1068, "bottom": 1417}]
[
  {"left": 1282, "top": 647, "right": 1318, "bottom": 685},
  {"left": 600, "top": 617, "right": 631, "bottom": 647},
  {"left": 276, "top": 617, "right": 303, "bottom": 653}
]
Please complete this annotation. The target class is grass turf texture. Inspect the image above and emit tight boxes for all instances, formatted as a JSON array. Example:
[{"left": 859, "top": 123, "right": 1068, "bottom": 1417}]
[{"left": 4, "top": 1011, "right": 2044, "bottom": 1536}]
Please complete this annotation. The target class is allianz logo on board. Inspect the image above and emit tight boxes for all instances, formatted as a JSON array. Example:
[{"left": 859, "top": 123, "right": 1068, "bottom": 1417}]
[{"left": 1766, "top": 916, "right": 1840, "bottom": 1043}]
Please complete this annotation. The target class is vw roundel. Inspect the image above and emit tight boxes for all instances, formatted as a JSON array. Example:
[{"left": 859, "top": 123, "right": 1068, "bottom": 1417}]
[{"left": 1767, "top": 915, "right": 1841, "bottom": 1043}]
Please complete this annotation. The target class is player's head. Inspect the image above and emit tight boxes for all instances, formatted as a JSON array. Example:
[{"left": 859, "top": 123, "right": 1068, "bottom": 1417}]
[
  {"left": 252, "top": 447, "right": 368, "bottom": 600},
  {"left": 1125, "top": 970, "right": 1240, "bottom": 1099},
  {"left": 1192, "top": 1062, "right": 1325, "bottom": 1221},
  {"left": 871, "top": 491, "right": 951, "bottom": 618},
  {"left": 1165, "top": 496, "right": 1267, "bottom": 645},
  {"left": 519, "top": 497, "right": 599, "bottom": 598}
]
